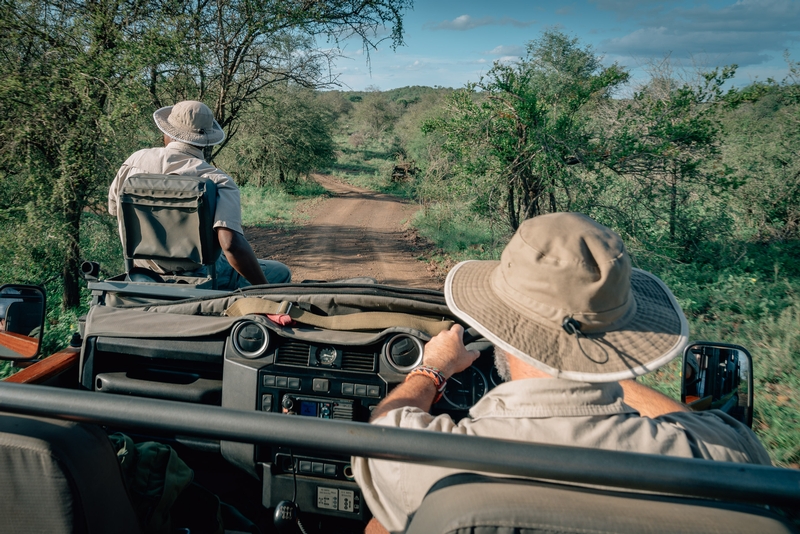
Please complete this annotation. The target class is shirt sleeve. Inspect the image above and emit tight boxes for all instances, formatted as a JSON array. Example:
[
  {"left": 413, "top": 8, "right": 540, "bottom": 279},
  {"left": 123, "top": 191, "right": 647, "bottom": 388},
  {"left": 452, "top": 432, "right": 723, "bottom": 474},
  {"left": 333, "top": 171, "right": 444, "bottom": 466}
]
[
  {"left": 202, "top": 168, "right": 244, "bottom": 235},
  {"left": 352, "top": 408, "right": 463, "bottom": 533},
  {"left": 656, "top": 410, "right": 773, "bottom": 465}
]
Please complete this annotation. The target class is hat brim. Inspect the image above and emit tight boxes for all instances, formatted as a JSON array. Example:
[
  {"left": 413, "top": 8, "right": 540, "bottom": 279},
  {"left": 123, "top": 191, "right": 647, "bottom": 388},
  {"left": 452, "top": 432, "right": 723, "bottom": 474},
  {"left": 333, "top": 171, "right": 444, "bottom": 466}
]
[
  {"left": 446, "top": 261, "right": 688, "bottom": 382},
  {"left": 153, "top": 106, "right": 225, "bottom": 147}
]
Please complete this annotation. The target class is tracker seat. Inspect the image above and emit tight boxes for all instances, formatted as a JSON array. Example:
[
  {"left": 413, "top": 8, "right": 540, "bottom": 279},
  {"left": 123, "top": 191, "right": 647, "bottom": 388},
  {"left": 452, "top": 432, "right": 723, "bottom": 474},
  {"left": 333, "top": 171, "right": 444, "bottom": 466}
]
[{"left": 118, "top": 173, "right": 221, "bottom": 288}]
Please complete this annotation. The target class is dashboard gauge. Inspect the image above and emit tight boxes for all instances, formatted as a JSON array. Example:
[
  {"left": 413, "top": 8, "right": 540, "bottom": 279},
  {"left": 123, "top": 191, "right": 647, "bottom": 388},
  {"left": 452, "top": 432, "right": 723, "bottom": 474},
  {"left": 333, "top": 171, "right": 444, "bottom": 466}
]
[
  {"left": 317, "top": 346, "right": 337, "bottom": 366},
  {"left": 441, "top": 367, "right": 488, "bottom": 410}
]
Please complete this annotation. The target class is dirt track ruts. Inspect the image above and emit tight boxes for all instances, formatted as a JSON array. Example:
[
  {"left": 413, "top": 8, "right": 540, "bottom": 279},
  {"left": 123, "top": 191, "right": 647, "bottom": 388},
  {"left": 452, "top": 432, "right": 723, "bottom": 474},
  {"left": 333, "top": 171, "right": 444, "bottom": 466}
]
[{"left": 245, "top": 174, "right": 442, "bottom": 289}]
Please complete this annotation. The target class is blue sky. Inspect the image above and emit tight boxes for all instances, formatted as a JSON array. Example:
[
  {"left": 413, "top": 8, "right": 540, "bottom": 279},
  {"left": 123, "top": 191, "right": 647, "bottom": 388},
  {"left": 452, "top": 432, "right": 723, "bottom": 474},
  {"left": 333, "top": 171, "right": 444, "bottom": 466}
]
[{"left": 333, "top": 0, "right": 800, "bottom": 91}]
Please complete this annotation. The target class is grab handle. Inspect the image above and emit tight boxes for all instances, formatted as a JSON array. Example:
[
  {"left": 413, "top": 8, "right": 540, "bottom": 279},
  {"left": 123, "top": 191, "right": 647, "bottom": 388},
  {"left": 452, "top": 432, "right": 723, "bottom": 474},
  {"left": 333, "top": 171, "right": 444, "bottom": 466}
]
[{"left": 95, "top": 371, "right": 222, "bottom": 405}]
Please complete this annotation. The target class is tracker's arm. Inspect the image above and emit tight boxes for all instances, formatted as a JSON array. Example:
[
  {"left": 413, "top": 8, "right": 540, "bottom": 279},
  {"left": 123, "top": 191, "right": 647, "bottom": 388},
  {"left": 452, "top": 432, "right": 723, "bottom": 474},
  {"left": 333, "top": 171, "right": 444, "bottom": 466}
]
[{"left": 216, "top": 228, "right": 269, "bottom": 285}]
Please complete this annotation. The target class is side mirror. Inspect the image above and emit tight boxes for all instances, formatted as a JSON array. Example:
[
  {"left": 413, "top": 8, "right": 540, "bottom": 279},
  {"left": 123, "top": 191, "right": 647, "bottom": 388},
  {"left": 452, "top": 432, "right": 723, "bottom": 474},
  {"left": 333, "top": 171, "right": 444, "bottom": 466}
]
[
  {"left": 0, "top": 284, "right": 46, "bottom": 360},
  {"left": 681, "top": 342, "right": 753, "bottom": 428}
]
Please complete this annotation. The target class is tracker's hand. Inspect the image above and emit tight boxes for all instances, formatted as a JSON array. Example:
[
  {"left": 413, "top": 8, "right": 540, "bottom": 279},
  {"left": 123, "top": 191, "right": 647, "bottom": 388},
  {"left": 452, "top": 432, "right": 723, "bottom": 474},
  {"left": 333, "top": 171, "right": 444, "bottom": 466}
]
[{"left": 422, "top": 324, "right": 480, "bottom": 379}]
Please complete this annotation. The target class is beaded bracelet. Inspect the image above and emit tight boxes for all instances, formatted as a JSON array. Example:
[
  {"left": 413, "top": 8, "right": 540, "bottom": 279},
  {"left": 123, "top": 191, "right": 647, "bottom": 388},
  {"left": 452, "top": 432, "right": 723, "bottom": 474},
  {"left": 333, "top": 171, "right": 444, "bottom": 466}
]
[{"left": 406, "top": 365, "right": 447, "bottom": 403}]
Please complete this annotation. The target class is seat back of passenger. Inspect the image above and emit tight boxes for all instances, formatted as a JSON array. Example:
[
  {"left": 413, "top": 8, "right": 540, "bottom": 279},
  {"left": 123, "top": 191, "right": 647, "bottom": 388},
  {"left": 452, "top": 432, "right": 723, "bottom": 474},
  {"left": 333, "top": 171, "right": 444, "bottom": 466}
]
[
  {"left": 0, "top": 414, "right": 141, "bottom": 534},
  {"left": 405, "top": 474, "right": 796, "bottom": 534},
  {"left": 5, "top": 300, "right": 44, "bottom": 336},
  {"left": 119, "top": 173, "right": 221, "bottom": 287}
]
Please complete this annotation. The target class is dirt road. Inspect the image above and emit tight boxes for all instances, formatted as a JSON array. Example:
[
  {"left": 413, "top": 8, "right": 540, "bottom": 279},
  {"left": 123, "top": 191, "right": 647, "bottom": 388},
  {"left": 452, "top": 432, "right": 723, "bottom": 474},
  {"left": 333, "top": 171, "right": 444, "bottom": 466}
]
[{"left": 245, "top": 174, "right": 442, "bottom": 289}]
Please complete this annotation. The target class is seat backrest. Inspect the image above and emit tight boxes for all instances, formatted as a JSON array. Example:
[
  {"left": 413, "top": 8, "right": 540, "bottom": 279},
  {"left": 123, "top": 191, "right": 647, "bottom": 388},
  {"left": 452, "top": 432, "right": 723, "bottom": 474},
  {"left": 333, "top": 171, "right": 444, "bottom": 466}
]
[
  {"left": 5, "top": 300, "right": 43, "bottom": 336},
  {"left": 119, "top": 173, "right": 220, "bottom": 276},
  {"left": 405, "top": 474, "right": 796, "bottom": 534},
  {"left": 0, "top": 414, "right": 141, "bottom": 534}
]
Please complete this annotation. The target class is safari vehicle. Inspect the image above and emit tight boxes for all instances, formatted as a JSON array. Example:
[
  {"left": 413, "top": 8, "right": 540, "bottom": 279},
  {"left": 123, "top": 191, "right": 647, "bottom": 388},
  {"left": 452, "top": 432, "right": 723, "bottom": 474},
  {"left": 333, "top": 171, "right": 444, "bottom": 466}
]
[
  {"left": 1, "top": 180, "right": 798, "bottom": 534},
  {"left": 1, "top": 277, "right": 799, "bottom": 534}
]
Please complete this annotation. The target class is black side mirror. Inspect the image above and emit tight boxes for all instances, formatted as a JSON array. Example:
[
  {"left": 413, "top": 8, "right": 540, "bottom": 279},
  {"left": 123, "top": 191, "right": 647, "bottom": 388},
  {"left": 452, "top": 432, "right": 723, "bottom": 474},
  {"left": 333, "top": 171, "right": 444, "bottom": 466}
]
[
  {"left": 681, "top": 342, "right": 753, "bottom": 428},
  {"left": 0, "top": 284, "right": 46, "bottom": 360}
]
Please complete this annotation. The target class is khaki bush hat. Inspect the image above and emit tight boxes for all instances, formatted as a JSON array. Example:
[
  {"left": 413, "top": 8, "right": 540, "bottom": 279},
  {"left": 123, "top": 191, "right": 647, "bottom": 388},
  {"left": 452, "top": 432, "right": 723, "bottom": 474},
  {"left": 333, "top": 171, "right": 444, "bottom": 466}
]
[
  {"left": 445, "top": 212, "right": 688, "bottom": 382},
  {"left": 153, "top": 101, "right": 225, "bottom": 147}
]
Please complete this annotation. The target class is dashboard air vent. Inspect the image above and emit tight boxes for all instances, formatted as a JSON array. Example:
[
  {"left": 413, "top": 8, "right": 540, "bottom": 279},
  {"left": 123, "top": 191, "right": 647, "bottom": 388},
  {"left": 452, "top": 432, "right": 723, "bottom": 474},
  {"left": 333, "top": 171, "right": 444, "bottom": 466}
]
[
  {"left": 276, "top": 342, "right": 310, "bottom": 366},
  {"left": 341, "top": 350, "right": 376, "bottom": 372},
  {"left": 333, "top": 402, "right": 354, "bottom": 420}
]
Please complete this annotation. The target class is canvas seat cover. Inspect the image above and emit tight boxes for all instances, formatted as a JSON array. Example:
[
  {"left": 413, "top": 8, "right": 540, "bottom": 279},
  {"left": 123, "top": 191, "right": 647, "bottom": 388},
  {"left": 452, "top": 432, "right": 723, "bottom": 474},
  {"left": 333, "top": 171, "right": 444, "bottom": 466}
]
[
  {"left": 119, "top": 173, "right": 220, "bottom": 274},
  {"left": 405, "top": 474, "right": 796, "bottom": 534},
  {"left": 0, "top": 414, "right": 140, "bottom": 534}
]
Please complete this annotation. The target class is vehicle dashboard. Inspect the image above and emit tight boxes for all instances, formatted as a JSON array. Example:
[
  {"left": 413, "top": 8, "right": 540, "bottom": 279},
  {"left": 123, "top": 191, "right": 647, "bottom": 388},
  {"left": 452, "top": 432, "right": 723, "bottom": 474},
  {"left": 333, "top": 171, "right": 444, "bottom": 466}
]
[{"left": 80, "top": 282, "right": 499, "bottom": 523}]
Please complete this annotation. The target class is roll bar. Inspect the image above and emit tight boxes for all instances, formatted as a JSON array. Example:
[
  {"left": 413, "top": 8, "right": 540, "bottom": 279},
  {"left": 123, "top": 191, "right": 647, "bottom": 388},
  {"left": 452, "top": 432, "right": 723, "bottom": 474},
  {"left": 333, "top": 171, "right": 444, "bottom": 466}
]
[{"left": 0, "top": 382, "right": 797, "bottom": 508}]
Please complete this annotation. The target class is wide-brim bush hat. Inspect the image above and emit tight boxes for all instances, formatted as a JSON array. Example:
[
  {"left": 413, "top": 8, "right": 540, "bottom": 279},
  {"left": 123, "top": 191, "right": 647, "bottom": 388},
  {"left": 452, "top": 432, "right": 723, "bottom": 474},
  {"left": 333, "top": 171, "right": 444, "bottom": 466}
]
[
  {"left": 153, "top": 100, "right": 225, "bottom": 147},
  {"left": 445, "top": 212, "right": 688, "bottom": 382}
]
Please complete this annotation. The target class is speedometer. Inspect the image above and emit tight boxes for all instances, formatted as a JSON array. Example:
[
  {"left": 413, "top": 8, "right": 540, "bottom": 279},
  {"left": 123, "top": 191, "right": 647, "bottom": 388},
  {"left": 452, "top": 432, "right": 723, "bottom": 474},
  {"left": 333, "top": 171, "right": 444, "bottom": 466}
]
[{"left": 441, "top": 367, "right": 488, "bottom": 410}]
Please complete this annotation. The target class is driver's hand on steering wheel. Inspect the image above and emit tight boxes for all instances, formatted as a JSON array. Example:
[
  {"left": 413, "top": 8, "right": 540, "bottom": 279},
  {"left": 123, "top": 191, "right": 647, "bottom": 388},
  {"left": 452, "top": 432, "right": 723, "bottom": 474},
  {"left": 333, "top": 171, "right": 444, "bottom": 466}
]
[{"left": 422, "top": 324, "right": 480, "bottom": 379}]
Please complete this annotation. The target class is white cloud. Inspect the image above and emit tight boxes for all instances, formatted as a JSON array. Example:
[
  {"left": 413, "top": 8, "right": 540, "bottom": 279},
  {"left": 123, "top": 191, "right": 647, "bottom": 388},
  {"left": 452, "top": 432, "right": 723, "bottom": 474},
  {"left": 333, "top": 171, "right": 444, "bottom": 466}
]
[
  {"left": 426, "top": 14, "right": 536, "bottom": 31},
  {"left": 599, "top": 0, "right": 800, "bottom": 67},
  {"left": 485, "top": 45, "right": 524, "bottom": 56}
]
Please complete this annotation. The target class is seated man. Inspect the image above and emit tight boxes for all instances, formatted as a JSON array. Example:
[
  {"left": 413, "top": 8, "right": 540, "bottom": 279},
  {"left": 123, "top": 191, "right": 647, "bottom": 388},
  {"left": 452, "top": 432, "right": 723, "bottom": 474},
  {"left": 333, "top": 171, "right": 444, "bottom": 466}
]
[
  {"left": 353, "top": 212, "right": 771, "bottom": 534},
  {"left": 108, "top": 100, "right": 291, "bottom": 289}
]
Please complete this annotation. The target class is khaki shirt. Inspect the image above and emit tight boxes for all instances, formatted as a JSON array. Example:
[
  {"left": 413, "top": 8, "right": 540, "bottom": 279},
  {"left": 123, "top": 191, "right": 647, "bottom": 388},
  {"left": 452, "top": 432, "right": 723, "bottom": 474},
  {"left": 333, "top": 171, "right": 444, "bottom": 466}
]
[
  {"left": 108, "top": 142, "right": 243, "bottom": 235},
  {"left": 352, "top": 378, "right": 772, "bottom": 533}
]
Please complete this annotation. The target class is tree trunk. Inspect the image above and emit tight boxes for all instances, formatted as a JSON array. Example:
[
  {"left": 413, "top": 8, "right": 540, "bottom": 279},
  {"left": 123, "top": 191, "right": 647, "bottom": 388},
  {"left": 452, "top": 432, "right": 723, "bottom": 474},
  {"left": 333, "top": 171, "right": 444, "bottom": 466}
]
[
  {"left": 506, "top": 185, "right": 518, "bottom": 231},
  {"left": 62, "top": 206, "right": 82, "bottom": 309},
  {"left": 670, "top": 172, "right": 677, "bottom": 241}
]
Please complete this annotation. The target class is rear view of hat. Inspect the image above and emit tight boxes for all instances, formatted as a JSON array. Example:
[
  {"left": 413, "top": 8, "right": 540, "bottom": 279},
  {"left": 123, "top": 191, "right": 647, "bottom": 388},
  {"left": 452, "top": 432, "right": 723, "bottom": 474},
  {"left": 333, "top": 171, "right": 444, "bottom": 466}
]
[
  {"left": 445, "top": 212, "right": 688, "bottom": 382},
  {"left": 153, "top": 100, "right": 225, "bottom": 147}
]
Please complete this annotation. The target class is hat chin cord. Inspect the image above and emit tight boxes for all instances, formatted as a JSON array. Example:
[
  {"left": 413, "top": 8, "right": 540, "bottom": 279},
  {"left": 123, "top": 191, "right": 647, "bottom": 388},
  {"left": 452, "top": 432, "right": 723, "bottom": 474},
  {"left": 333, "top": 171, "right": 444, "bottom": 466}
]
[{"left": 562, "top": 317, "right": 609, "bottom": 365}]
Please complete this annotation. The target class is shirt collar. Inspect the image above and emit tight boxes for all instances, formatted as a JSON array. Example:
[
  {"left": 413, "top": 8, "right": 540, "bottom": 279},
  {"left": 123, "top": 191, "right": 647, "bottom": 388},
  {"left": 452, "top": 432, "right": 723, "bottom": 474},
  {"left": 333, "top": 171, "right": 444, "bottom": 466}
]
[
  {"left": 166, "top": 141, "right": 205, "bottom": 160},
  {"left": 469, "top": 378, "right": 637, "bottom": 419}
]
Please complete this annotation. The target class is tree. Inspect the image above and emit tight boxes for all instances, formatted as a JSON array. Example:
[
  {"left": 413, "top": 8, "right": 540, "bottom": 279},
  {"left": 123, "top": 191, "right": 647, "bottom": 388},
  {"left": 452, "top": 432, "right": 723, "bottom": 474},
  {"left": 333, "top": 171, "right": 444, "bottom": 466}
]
[
  {"left": 424, "top": 30, "right": 628, "bottom": 231},
  {"left": 222, "top": 86, "right": 336, "bottom": 185},
  {"left": 720, "top": 63, "right": 800, "bottom": 241},
  {"left": 0, "top": 0, "right": 167, "bottom": 307},
  {"left": 607, "top": 65, "right": 738, "bottom": 248},
  {"left": 0, "top": 0, "right": 412, "bottom": 308},
  {"left": 147, "top": 0, "right": 412, "bottom": 160},
  {"left": 353, "top": 87, "right": 400, "bottom": 138}
]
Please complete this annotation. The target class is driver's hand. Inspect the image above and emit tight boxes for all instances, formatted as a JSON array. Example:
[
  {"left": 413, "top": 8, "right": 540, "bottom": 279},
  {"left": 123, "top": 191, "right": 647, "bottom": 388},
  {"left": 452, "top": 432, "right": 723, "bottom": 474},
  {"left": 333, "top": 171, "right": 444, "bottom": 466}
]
[{"left": 422, "top": 324, "right": 480, "bottom": 379}]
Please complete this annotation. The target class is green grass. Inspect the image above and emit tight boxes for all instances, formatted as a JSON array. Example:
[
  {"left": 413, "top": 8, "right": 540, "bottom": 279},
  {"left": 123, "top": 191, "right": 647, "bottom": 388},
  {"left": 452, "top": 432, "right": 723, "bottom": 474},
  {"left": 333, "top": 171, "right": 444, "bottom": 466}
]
[
  {"left": 0, "top": 360, "right": 14, "bottom": 380},
  {"left": 240, "top": 181, "right": 327, "bottom": 227},
  {"left": 413, "top": 203, "right": 507, "bottom": 259},
  {"left": 328, "top": 136, "right": 418, "bottom": 197}
]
